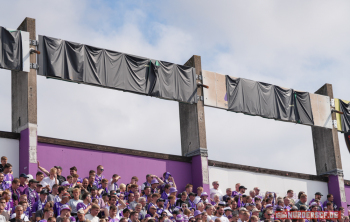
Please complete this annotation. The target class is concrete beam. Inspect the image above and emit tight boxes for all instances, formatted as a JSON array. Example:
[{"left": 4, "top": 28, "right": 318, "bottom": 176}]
[
  {"left": 311, "top": 83, "right": 346, "bottom": 214},
  {"left": 11, "top": 17, "right": 38, "bottom": 173},
  {"left": 179, "top": 55, "right": 209, "bottom": 193}
]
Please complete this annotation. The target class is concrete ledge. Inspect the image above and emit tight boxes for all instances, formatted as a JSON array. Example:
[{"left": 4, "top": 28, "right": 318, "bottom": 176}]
[{"left": 208, "top": 160, "right": 328, "bottom": 182}]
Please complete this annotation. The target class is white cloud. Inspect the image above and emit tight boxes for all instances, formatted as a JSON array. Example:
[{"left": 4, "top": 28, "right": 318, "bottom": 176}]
[{"left": 0, "top": 1, "right": 350, "bottom": 178}]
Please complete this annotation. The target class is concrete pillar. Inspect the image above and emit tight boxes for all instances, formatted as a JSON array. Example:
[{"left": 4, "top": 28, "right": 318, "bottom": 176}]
[
  {"left": 311, "top": 83, "right": 347, "bottom": 213},
  {"left": 179, "top": 55, "right": 210, "bottom": 193},
  {"left": 11, "top": 17, "right": 37, "bottom": 175}
]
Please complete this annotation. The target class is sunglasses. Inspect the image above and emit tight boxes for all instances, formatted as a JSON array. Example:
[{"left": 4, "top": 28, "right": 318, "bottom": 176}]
[
  {"left": 268, "top": 214, "right": 272, "bottom": 216},
  {"left": 100, "top": 169, "right": 104, "bottom": 171}
]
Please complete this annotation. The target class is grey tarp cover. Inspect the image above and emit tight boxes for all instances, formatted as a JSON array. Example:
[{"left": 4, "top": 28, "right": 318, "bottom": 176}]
[
  {"left": 339, "top": 99, "right": 350, "bottom": 132},
  {"left": 38, "top": 35, "right": 197, "bottom": 103},
  {"left": 149, "top": 61, "right": 197, "bottom": 103},
  {"left": 0, "top": 26, "right": 22, "bottom": 71},
  {"left": 226, "top": 75, "right": 314, "bottom": 125}
]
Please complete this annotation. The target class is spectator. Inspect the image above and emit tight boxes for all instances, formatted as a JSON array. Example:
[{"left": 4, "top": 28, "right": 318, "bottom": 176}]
[
  {"left": 68, "top": 188, "right": 83, "bottom": 217},
  {"left": 223, "top": 189, "right": 233, "bottom": 202},
  {"left": 55, "top": 166, "right": 66, "bottom": 185},
  {"left": 323, "top": 194, "right": 337, "bottom": 210},
  {"left": 53, "top": 193, "right": 70, "bottom": 217},
  {"left": 85, "top": 204, "right": 100, "bottom": 222},
  {"left": 41, "top": 168, "right": 58, "bottom": 189},
  {"left": 108, "top": 174, "right": 120, "bottom": 193},
  {"left": 295, "top": 194, "right": 308, "bottom": 210},
  {"left": 94, "top": 166, "right": 105, "bottom": 185},
  {"left": 0, "top": 157, "right": 7, "bottom": 174},
  {"left": 36, "top": 172, "right": 45, "bottom": 183},
  {"left": 10, "top": 205, "right": 24, "bottom": 222},
  {"left": 0, "top": 173, "right": 6, "bottom": 194},
  {"left": 32, "top": 190, "right": 49, "bottom": 219},
  {"left": 211, "top": 207, "right": 229, "bottom": 222},
  {"left": 41, "top": 207, "right": 54, "bottom": 222},
  {"left": 35, "top": 201, "right": 54, "bottom": 221},
  {"left": 77, "top": 193, "right": 92, "bottom": 215},
  {"left": 3, "top": 164, "right": 13, "bottom": 186},
  {"left": 0, "top": 198, "right": 10, "bottom": 221},
  {"left": 210, "top": 182, "right": 223, "bottom": 201},
  {"left": 286, "top": 190, "right": 294, "bottom": 205},
  {"left": 69, "top": 167, "right": 83, "bottom": 184},
  {"left": 194, "top": 187, "right": 203, "bottom": 204},
  {"left": 18, "top": 174, "right": 29, "bottom": 195},
  {"left": 24, "top": 179, "right": 39, "bottom": 211},
  {"left": 232, "top": 184, "right": 240, "bottom": 197}
]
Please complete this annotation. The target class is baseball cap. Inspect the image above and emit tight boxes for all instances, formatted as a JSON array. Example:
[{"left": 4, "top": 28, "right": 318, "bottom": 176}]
[
  {"left": 239, "top": 186, "right": 247, "bottom": 190},
  {"left": 200, "top": 192, "right": 208, "bottom": 197},
  {"left": 60, "top": 204, "right": 71, "bottom": 212},
  {"left": 62, "top": 193, "right": 70, "bottom": 198},
  {"left": 315, "top": 192, "right": 323, "bottom": 196},
  {"left": 224, "top": 207, "right": 233, "bottom": 212},
  {"left": 40, "top": 190, "right": 49, "bottom": 195},
  {"left": 19, "top": 173, "right": 29, "bottom": 178},
  {"left": 265, "top": 204, "right": 273, "bottom": 208},
  {"left": 61, "top": 181, "right": 70, "bottom": 186},
  {"left": 276, "top": 206, "right": 284, "bottom": 211},
  {"left": 77, "top": 209, "right": 85, "bottom": 214},
  {"left": 218, "top": 201, "right": 226, "bottom": 206},
  {"left": 27, "top": 174, "right": 33, "bottom": 180},
  {"left": 157, "top": 198, "right": 165, "bottom": 202}
]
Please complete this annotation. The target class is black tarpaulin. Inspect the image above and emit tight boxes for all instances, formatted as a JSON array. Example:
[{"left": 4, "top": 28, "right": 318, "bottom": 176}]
[
  {"left": 149, "top": 61, "right": 197, "bottom": 103},
  {"left": 38, "top": 35, "right": 197, "bottom": 103},
  {"left": 226, "top": 75, "right": 314, "bottom": 125},
  {"left": 339, "top": 100, "right": 350, "bottom": 132},
  {"left": 295, "top": 91, "right": 314, "bottom": 125},
  {"left": 0, "top": 26, "right": 22, "bottom": 71}
]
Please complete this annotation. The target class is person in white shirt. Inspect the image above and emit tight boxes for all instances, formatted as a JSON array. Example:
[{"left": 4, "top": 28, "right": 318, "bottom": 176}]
[
  {"left": 41, "top": 168, "right": 58, "bottom": 189},
  {"left": 210, "top": 181, "right": 223, "bottom": 201},
  {"left": 211, "top": 207, "right": 229, "bottom": 222},
  {"left": 194, "top": 187, "right": 203, "bottom": 204},
  {"left": 68, "top": 188, "right": 83, "bottom": 215},
  {"left": 108, "top": 174, "right": 121, "bottom": 193},
  {"left": 85, "top": 204, "right": 100, "bottom": 222}
]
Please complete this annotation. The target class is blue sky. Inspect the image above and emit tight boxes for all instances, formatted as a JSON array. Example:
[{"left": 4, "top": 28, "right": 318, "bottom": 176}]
[{"left": 1, "top": 1, "right": 350, "bottom": 178}]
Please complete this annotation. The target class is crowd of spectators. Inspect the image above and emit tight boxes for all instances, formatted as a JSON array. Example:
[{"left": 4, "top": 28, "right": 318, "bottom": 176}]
[{"left": 0, "top": 156, "right": 347, "bottom": 222}]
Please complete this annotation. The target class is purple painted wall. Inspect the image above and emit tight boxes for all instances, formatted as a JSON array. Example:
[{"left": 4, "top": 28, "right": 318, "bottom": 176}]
[
  {"left": 19, "top": 128, "right": 36, "bottom": 174},
  {"left": 34, "top": 143, "right": 192, "bottom": 192},
  {"left": 191, "top": 155, "right": 210, "bottom": 194},
  {"left": 345, "top": 185, "right": 350, "bottom": 211},
  {"left": 328, "top": 175, "right": 348, "bottom": 215}
]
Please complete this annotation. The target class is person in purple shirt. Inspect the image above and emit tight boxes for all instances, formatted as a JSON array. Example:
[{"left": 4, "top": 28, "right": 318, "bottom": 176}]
[
  {"left": 70, "top": 166, "right": 83, "bottom": 184},
  {"left": 0, "top": 172, "right": 7, "bottom": 193},
  {"left": 283, "top": 197, "right": 291, "bottom": 210},
  {"left": 24, "top": 179, "right": 39, "bottom": 210},
  {"left": 77, "top": 192, "right": 92, "bottom": 215},
  {"left": 223, "top": 188, "right": 233, "bottom": 202},
  {"left": 95, "top": 165, "right": 105, "bottom": 185},
  {"left": 18, "top": 174, "right": 29, "bottom": 195},
  {"left": 232, "top": 183, "right": 240, "bottom": 197},
  {"left": 39, "top": 207, "right": 54, "bottom": 222},
  {"left": 9, "top": 178, "right": 20, "bottom": 202},
  {"left": 53, "top": 192, "right": 70, "bottom": 217},
  {"left": 3, "top": 163, "right": 13, "bottom": 188},
  {"left": 31, "top": 190, "right": 48, "bottom": 218},
  {"left": 322, "top": 194, "right": 338, "bottom": 210},
  {"left": 98, "top": 179, "right": 109, "bottom": 196},
  {"left": 156, "top": 198, "right": 165, "bottom": 215},
  {"left": 309, "top": 192, "right": 323, "bottom": 206},
  {"left": 161, "top": 184, "right": 171, "bottom": 200},
  {"left": 187, "top": 193, "right": 196, "bottom": 209}
]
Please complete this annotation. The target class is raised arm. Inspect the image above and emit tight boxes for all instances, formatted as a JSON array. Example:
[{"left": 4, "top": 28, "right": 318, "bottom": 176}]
[{"left": 37, "top": 161, "right": 50, "bottom": 176}]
